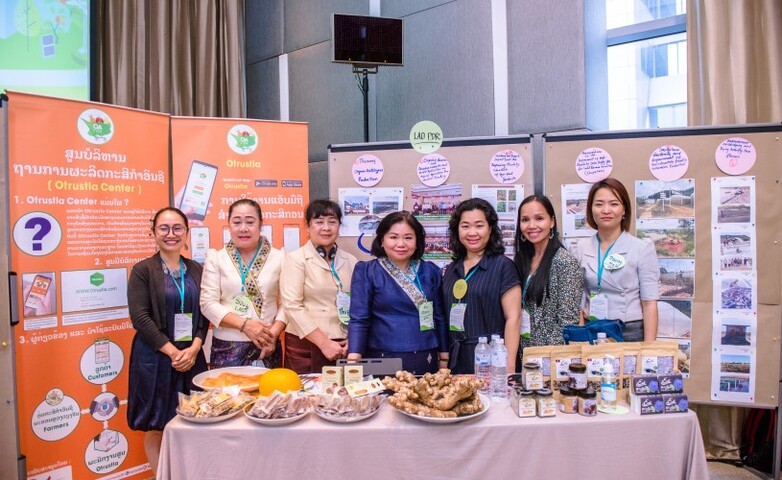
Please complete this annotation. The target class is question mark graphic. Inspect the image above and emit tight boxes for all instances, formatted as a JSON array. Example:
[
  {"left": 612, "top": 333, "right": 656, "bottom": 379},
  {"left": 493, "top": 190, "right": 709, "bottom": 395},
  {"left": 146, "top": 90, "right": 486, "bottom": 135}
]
[{"left": 25, "top": 217, "right": 52, "bottom": 252}]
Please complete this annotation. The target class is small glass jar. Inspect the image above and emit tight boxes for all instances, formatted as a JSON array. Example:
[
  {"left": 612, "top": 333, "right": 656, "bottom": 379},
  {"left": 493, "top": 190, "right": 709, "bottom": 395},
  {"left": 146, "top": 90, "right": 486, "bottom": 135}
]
[
  {"left": 522, "top": 362, "right": 544, "bottom": 391},
  {"left": 578, "top": 387, "right": 597, "bottom": 417},
  {"left": 558, "top": 386, "right": 578, "bottom": 414},
  {"left": 536, "top": 388, "right": 557, "bottom": 417},
  {"left": 511, "top": 388, "right": 536, "bottom": 418},
  {"left": 568, "top": 362, "right": 588, "bottom": 390}
]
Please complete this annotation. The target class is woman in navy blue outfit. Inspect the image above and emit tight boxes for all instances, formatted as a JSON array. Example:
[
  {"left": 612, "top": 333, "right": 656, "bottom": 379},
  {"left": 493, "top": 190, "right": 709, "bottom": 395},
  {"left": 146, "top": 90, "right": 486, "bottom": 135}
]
[
  {"left": 127, "top": 207, "right": 207, "bottom": 474},
  {"left": 347, "top": 211, "right": 449, "bottom": 374}
]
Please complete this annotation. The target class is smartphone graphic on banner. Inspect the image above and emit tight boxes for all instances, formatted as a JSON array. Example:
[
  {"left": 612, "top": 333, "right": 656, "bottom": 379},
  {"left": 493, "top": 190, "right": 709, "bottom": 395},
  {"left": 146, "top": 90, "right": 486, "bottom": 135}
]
[
  {"left": 190, "top": 227, "right": 210, "bottom": 263},
  {"left": 24, "top": 274, "right": 52, "bottom": 310},
  {"left": 95, "top": 338, "right": 110, "bottom": 364},
  {"left": 179, "top": 160, "right": 218, "bottom": 221}
]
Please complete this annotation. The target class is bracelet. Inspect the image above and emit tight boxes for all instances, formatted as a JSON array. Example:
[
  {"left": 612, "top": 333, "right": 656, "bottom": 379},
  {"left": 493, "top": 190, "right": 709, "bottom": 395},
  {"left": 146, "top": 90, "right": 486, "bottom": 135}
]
[{"left": 239, "top": 318, "right": 249, "bottom": 333}]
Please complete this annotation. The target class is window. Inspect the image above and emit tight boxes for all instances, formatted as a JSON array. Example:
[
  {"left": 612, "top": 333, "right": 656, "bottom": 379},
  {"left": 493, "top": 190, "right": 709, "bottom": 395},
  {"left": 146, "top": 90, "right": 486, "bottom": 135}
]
[{"left": 606, "top": 1, "right": 687, "bottom": 130}]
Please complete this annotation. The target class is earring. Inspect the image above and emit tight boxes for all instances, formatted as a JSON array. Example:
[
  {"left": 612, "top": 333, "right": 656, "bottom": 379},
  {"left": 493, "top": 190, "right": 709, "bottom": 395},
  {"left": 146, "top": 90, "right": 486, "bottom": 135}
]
[
  {"left": 549, "top": 230, "right": 554, "bottom": 239},
  {"left": 520, "top": 236, "right": 526, "bottom": 243}
]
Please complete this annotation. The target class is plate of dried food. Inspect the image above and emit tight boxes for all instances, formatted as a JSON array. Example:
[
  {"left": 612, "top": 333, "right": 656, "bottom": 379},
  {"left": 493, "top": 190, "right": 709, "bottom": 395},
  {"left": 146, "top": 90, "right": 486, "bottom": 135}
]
[
  {"left": 383, "top": 369, "right": 490, "bottom": 424},
  {"left": 391, "top": 393, "right": 490, "bottom": 424},
  {"left": 192, "top": 366, "right": 268, "bottom": 392},
  {"left": 176, "top": 389, "right": 255, "bottom": 424},
  {"left": 312, "top": 393, "right": 385, "bottom": 423},
  {"left": 244, "top": 391, "right": 311, "bottom": 426},
  {"left": 177, "top": 406, "right": 244, "bottom": 424}
]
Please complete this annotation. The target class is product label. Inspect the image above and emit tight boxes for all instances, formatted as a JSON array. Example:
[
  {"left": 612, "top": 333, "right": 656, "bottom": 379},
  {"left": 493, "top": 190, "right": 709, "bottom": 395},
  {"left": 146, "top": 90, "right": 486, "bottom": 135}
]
[{"left": 601, "top": 383, "right": 617, "bottom": 402}]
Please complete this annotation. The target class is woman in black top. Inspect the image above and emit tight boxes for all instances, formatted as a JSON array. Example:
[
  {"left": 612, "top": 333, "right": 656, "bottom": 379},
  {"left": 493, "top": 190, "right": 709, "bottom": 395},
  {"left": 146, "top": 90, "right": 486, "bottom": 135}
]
[
  {"left": 127, "top": 207, "right": 207, "bottom": 473},
  {"left": 441, "top": 198, "right": 521, "bottom": 374}
]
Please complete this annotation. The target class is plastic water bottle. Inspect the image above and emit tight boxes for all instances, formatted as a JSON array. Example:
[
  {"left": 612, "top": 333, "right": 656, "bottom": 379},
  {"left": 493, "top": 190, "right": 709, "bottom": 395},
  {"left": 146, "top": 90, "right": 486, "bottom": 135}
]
[
  {"left": 490, "top": 338, "right": 508, "bottom": 402},
  {"left": 474, "top": 336, "right": 491, "bottom": 394},
  {"left": 594, "top": 332, "right": 608, "bottom": 345},
  {"left": 600, "top": 355, "right": 618, "bottom": 412}
]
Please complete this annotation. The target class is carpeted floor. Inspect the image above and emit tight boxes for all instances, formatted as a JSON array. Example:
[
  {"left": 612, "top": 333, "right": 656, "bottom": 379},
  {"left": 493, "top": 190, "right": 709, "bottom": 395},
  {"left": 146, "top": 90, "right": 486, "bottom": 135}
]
[{"left": 708, "top": 460, "right": 769, "bottom": 479}]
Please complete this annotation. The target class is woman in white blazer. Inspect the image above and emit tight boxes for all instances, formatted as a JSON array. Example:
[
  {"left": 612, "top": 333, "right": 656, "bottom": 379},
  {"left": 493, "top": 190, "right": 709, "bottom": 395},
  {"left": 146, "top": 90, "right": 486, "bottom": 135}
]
[
  {"left": 200, "top": 199, "right": 285, "bottom": 368},
  {"left": 574, "top": 178, "right": 659, "bottom": 341}
]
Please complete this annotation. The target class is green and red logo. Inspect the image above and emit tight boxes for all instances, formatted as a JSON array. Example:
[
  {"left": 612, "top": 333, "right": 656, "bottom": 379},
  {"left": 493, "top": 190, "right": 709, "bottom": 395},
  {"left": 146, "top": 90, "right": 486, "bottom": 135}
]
[
  {"left": 227, "top": 124, "right": 258, "bottom": 155},
  {"left": 77, "top": 108, "right": 114, "bottom": 144}
]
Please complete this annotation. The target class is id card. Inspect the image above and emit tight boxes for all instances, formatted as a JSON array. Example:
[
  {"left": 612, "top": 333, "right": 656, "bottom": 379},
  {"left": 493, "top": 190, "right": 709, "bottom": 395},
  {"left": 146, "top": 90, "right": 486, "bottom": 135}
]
[
  {"left": 174, "top": 313, "right": 194, "bottom": 342},
  {"left": 449, "top": 303, "right": 466, "bottom": 331},
  {"left": 233, "top": 295, "right": 252, "bottom": 318},
  {"left": 520, "top": 309, "right": 531, "bottom": 339},
  {"left": 336, "top": 291, "right": 351, "bottom": 325},
  {"left": 588, "top": 292, "right": 608, "bottom": 321},
  {"left": 418, "top": 301, "right": 434, "bottom": 331}
]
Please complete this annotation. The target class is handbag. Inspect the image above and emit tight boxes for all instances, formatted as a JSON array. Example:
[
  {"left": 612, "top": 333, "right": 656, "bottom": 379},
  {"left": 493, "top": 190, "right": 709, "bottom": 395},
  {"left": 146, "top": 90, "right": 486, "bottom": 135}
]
[{"left": 562, "top": 319, "right": 624, "bottom": 345}]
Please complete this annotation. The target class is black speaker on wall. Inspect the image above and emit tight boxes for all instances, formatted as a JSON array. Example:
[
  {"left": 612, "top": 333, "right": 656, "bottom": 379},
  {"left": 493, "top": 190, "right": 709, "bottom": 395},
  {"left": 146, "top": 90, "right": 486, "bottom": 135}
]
[{"left": 332, "top": 14, "right": 403, "bottom": 67}]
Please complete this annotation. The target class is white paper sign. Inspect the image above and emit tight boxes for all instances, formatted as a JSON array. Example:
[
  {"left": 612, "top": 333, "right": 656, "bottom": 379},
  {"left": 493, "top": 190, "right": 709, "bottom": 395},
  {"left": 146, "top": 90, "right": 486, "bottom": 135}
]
[
  {"left": 417, "top": 153, "right": 450, "bottom": 187},
  {"left": 352, "top": 154, "right": 384, "bottom": 187},
  {"left": 715, "top": 137, "right": 756, "bottom": 175},
  {"left": 649, "top": 145, "right": 689, "bottom": 181},
  {"left": 489, "top": 149, "right": 523, "bottom": 183},
  {"left": 575, "top": 147, "right": 613, "bottom": 182}
]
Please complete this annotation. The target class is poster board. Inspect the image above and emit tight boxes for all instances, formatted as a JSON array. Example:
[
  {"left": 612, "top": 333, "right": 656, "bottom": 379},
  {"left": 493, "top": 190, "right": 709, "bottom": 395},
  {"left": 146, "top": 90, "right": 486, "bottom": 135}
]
[
  {"left": 543, "top": 124, "right": 782, "bottom": 408},
  {"left": 328, "top": 136, "right": 534, "bottom": 263}
]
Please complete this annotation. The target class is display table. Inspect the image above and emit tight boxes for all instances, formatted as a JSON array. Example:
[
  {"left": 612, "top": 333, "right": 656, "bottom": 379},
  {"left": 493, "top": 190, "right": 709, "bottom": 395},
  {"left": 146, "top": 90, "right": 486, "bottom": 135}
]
[{"left": 158, "top": 403, "right": 709, "bottom": 479}]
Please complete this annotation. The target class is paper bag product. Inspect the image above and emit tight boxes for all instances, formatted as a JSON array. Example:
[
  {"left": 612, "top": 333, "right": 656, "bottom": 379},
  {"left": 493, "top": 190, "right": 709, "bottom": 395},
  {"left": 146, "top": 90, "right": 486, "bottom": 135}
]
[
  {"left": 621, "top": 343, "right": 642, "bottom": 402},
  {"left": 521, "top": 345, "right": 552, "bottom": 390},
  {"left": 640, "top": 341, "right": 679, "bottom": 375},
  {"left": 550, "top": 345, "right": 583, "bottom": 392},
  {"left": 582, "top": 343, "right": 623, "bottom": 395}
]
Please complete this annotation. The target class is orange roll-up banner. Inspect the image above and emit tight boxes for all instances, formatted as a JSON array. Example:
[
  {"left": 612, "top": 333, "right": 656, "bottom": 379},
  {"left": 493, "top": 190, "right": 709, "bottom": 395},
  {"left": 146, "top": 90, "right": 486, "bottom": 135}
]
[
  {"left": 170, "top": 117, "right": 309, "bottom": 254},
  {"left": 8, "top": 92, "right": 168, "bottom": 480}
]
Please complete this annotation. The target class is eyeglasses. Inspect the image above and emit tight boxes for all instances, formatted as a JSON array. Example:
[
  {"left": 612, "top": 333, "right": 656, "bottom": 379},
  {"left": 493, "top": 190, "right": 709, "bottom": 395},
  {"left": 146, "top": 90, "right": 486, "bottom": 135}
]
[{"left": 155, "top": 224, "right": 187, "bottom": 236}]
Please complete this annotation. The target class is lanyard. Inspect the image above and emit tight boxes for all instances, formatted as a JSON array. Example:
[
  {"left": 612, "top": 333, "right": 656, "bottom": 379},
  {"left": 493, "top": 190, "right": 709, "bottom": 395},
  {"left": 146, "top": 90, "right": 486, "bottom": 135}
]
[
  {"left": 168, "top": 258, "right": 186, "bottom": 312},
  {"left": 237, "top": 245, "right": 261, "bottom": 294},
  {"left": 596, "top": 234, "right": 618, "bottom": 292},
  {"left": 403, "top": 261, "right": 427, "bottom": 300},
  {"left": 522, "top": 274, "right": 532, "bottom": 309},
  {"left": 464, "top": 265, "right": 479, "bottom": 283},
  {"left": 329, "top": 258, "right": 344, "bottom": 292}
]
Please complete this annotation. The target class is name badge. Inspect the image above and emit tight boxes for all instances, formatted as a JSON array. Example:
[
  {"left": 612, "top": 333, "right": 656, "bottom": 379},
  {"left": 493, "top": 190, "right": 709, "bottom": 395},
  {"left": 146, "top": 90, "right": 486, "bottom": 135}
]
[
  {"left": 418, "top": 301, "right": 434, "bottom": 331},
  {"left": 233, "top": 295, "right": 252, "bottom": 318},
  {"left": 336, "top": 291, "right": 351, "bottom": 325},
  {"left": 173, "top": 313, "right": 193, "bottom": 342},
  {"left": 604, "top": 253, "right": 626, "bottom": 270},
  {"left": 449, "top": 303, "right": 466, "bottom": 331},
  {"left": 588, "top": 292, "right": 609, "bottom": 321},
  {"left": 520, "top": 309, "right": 531, "bottom": 339},
  {"left": 452, "top": 279, "right": 468, "bottom": 300}
]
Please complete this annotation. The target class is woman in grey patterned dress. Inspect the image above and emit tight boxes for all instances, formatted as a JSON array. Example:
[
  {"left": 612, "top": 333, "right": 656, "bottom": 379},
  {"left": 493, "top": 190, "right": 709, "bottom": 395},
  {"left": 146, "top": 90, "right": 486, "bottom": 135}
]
[{"left": 513, "top": 195, "right": 582, "bottom": 360}]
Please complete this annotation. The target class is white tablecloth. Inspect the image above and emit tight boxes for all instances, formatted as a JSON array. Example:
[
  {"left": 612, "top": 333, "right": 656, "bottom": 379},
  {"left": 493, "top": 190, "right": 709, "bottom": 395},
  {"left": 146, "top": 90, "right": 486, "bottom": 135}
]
[{"left": 158, "top": 402, "right": 709, "bottom": 480}]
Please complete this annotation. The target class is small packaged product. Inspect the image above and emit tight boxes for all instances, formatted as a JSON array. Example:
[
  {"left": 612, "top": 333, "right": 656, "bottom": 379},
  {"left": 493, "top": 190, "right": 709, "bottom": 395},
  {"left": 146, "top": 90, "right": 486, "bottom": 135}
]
[
  {"left": 510, "top": 388, "right": 536, "bottom": 418},
  {"left": 522, "top": 345, "right": 552, "bottom": 390},
  {"left": 662, "top": 394, "right": 689, "bottom": 413},
  {"left": 631, "top": 375, "right": 660, "bottom": 395},
  {"left": 322, "top": 366, "right": 344, "bottom": 392},
  {"left": 632, "top": 394, "right": 664, "bottom": 415},
  {"left": 658, "top": 373, "right": 684, "bottom": 394},
  {"left": 550, "top": 345, "right": 583, "bottom": 391},
  {"left": 535, "top": 389, "right": 557, "bottom": 417}
]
